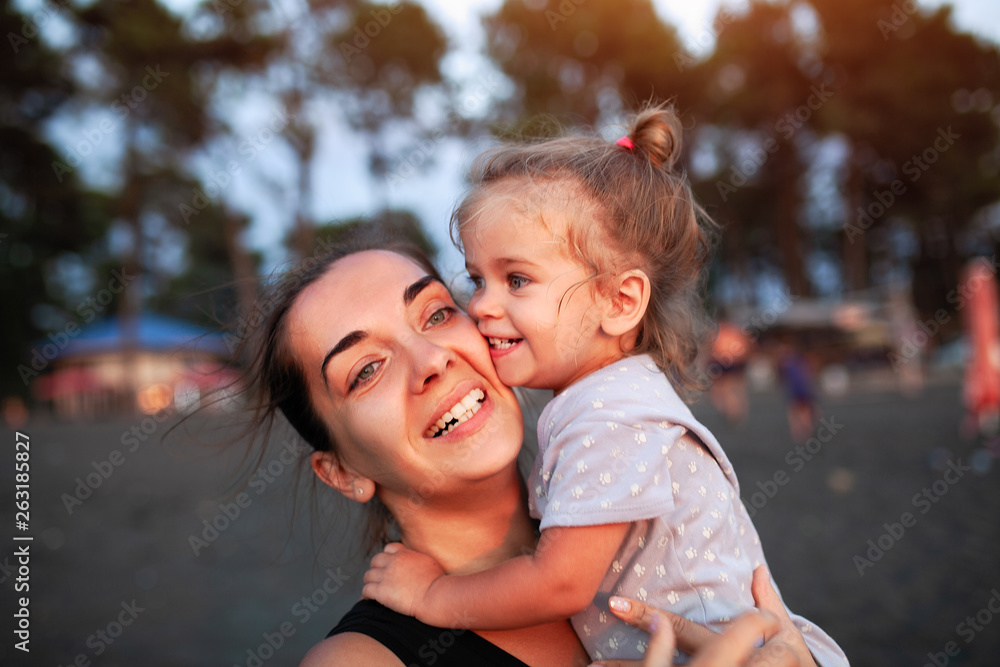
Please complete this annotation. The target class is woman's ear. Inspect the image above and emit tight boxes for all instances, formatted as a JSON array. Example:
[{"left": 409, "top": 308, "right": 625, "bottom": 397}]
[
  {"left": 601, "top": 269, "right": 651, "bottom": 338},
  {"left": 310, "top": 451, "right": 375, "bottom": 503}
]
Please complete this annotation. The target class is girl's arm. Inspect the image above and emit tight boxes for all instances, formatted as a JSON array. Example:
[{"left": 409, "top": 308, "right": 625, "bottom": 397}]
[{"left": 362, "top": 522, "right": 630, "bottom": 630}]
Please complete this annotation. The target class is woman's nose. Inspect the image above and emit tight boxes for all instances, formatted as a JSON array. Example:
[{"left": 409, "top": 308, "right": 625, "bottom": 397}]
[{"left": 408, "top": 337, "right": 455, "bottom": 392}]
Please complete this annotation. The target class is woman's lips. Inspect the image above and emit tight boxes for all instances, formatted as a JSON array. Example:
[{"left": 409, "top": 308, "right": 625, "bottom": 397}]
[{"left": 425, "top": 387, "right": 486, "bottom": 438}]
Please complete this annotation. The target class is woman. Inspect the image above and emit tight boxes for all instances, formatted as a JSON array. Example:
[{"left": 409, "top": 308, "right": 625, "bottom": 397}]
[{"left": 236, "top": 230, "right": 820, "bottom": 666}]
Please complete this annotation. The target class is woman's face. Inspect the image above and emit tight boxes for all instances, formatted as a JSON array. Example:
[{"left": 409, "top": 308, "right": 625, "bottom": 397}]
[{"left": 287, "top": 250, "right": 524, "bottom": 507}]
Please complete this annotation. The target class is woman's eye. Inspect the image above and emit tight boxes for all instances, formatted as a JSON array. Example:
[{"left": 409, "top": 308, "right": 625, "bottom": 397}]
[
  {"left": 508, "top": 275, "right": 530, "bottom": 290},
  {"left": 427, "top": 307, "right": 454, "bottom": 327},
  {"left": 350, "top": 360, "right": 381, "bottom": 391}
]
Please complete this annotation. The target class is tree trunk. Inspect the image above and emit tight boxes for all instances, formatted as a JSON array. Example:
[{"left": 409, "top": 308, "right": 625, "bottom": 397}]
[
  {"left": 221, "top": 212, "right": 258, "bottom": 323},
  {"left": 842, "top": 146, "right": 868, "bottom": 292},
  {"left": 775, "top": 156, "right": 811, "bottom": 297},
  {"left": 118, "top": 134, "right": 143, "bottom": 413}
]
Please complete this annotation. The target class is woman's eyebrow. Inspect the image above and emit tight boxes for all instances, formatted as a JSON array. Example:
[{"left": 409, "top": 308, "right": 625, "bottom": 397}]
[
  {"left": 321, "top": 330, "right": 367, "bottom": 387},
  {"left": 403, "top": 274, "right": 444, "bottom": 305}
]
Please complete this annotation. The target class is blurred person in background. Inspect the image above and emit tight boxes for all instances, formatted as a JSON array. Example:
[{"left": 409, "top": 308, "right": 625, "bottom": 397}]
[
  {"left": 708, "top": 321, "right": 752, "bottom": 425},
  {"left": 960, "top": 258, "right": 1000, "bottom": 445},
  {"left": 777, "top": 341, "right": 819, "bottom": 443}
]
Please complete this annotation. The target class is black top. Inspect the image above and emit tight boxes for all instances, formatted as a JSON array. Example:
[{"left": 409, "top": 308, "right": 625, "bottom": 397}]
[{"left": 326, "top": 599, "right": 529, "bottom": 666}]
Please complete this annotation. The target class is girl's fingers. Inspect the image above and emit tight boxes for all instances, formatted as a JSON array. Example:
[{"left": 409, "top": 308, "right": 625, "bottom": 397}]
[
  {"left": 608, "top": 596, "right": 716, "bottom": 654},
  {"left": 383, "top": 542, "right": 405, "bottom": 554}
]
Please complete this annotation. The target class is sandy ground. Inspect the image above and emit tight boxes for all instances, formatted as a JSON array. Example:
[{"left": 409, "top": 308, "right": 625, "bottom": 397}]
[{"left": 1, "top": 378, "right": 997, "bottom": 666}]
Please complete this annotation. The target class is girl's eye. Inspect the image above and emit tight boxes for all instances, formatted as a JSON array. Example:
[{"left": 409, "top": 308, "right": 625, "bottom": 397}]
[
  {"left": 350, "top": 360, "right": 382, "bottom": 391},
  {"left": 467, "top": 274, "right": 484, "bottom": 290},
  {"left": 508, "top": 275, "right": 530, "bottom": 290},
  {"left": 427, "top": 307, "right": 454, "bottom": 327}
]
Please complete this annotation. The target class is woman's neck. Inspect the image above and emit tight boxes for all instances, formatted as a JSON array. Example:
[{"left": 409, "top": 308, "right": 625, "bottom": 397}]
[{"left": 387, "top": 466, "right": 536, "bottom": 575}]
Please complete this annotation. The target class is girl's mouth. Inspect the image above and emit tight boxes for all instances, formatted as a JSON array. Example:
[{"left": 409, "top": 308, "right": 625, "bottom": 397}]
[
  {"left": 425, "top": 388, "right": 485, "bottom": 438},
  {"left": 487, "top": 337, "right": 522, "bottom": 351}
]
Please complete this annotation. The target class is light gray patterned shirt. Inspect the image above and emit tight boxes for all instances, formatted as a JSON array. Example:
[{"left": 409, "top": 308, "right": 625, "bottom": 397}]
[{"left": 527, "top": 355, "right": 848, "bottom": 665}]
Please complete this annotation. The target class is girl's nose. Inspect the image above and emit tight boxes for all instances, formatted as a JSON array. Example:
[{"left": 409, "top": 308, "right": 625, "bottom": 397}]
[{"left": 467, "top": 286, "right": 502, "bottom": 321}]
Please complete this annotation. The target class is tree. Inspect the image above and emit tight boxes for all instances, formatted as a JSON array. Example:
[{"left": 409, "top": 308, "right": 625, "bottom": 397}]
[
  {"left": 809, "top": 0, "right": 1000, "bottom": 300},
  {"left": 0, "top": 0, "right": 118, "bottom": 397},
  {"left": 483, "top": 0, "right": 693, "bottom": 132},
  {"left": 220, "top": 0, "right": 451, "bottom": 257},
  {"left": 691, "top": 1, "right": 821, "bottom": 297}
]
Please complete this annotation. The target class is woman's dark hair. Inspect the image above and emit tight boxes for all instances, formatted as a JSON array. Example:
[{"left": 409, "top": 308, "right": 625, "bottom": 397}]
[{"left": 234, "top": 224, "right": 441, "bottom": 553}]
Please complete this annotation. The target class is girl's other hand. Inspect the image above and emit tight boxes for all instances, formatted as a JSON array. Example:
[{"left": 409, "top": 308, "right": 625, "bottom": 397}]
[{"left": 362, "top": 542, "right": 445, "bottom": 620}]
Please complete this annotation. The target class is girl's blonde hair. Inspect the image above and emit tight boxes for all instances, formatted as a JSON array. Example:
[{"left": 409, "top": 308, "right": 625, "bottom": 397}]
[{"left": 451, "top": 102, "right": 718, "bottom": 398}]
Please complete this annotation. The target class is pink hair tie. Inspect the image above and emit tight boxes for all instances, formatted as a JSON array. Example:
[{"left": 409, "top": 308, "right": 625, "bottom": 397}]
[{"left": 616, "top": 135, "right": 634, "bottom": 151}]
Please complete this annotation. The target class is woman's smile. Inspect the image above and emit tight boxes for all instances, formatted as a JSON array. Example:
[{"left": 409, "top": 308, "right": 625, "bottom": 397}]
[{"left": 424, "top": 386, "right": 486, "bottom": 438}]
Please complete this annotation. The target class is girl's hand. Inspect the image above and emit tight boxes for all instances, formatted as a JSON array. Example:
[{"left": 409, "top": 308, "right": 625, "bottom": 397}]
[
  {"left": 592, "top": 566, "right": 818, "bottom": 667},
  {"left": 362, "top": 542, "right": 445, "bottom": 619}
]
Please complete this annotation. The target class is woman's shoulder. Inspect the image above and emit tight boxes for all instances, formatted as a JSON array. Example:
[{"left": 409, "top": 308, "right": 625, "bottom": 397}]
[{"left": 299, "top": 632, "right": 403, "bottom": 667}]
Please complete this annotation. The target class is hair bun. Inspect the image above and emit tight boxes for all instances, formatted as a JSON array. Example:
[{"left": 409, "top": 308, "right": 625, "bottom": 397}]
[{"left": 627, "top": 103, "right": 684, "bottom": 171}]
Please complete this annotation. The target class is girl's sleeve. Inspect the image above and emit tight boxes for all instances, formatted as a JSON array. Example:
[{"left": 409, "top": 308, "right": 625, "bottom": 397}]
[{"left": 531, "top": 387, "right": 685, "bottom": 531}]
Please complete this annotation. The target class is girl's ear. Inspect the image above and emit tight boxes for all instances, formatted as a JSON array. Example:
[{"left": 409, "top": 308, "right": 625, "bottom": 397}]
[
  {"left": 601, "top": 269, "right": 651, "bottom": 338},
  {"left": 310, "top": 451, "right": 376, "bottom": 503}
]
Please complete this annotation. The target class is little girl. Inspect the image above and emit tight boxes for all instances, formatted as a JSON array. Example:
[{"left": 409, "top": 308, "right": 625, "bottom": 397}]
[{"left": 363, "top": 104, "right": 848, "bottom": 665}]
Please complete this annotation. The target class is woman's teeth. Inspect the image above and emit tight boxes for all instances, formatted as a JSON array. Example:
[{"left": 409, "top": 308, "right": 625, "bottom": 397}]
[
  {"left": 488, "top": 337, "right": 519, "bottom": 349},
  {"left": 426, "top": 388, "right": 485, "bottom": 438}
]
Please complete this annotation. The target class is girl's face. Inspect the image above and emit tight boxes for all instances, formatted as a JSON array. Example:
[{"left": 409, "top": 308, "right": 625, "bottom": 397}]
[
  {"left": 287, "top": 250, "right": 524, "bottom": 508},
  {"left": 462, "top": 180, "right": 622, "bottom": 393}
]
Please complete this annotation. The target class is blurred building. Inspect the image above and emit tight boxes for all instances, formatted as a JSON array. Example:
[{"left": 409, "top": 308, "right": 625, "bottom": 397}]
[{"left": 31, "top": 314, "right": 237, "bottom": 419}]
